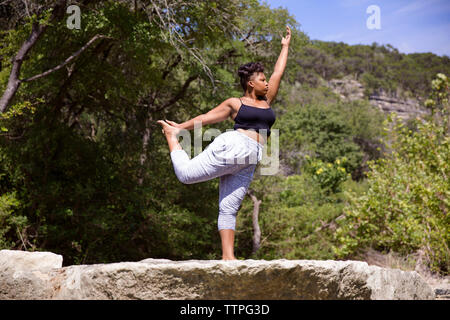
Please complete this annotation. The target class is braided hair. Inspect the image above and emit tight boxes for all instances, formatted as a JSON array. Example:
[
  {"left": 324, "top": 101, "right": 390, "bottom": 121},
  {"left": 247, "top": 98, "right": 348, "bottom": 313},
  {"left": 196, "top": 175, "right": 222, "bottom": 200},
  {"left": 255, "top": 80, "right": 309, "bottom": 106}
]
[{"left": 237, "top": 62, "right": 264, "bottom": 92}]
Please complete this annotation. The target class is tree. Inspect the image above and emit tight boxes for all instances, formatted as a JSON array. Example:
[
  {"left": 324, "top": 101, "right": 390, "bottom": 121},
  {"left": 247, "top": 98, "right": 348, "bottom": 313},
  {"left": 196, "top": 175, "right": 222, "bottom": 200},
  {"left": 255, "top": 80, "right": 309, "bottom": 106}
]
[
  {"left": 0, "top": 0, "right": 306, "bottom": 263},
  {"left": 0, "top": 0, "right": 68, "bottom": 113}
]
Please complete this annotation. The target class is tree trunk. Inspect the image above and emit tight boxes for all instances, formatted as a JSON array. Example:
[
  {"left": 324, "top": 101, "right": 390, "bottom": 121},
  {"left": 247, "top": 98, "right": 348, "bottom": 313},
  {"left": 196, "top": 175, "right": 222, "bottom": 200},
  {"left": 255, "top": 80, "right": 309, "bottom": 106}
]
[
  {"left": 138, "top": 114, "right": 153, "bottom": 186},
  {"left": 0, "top": 21, "right": 46, "bottom": 113},
  {"left": 248, "top": 189, "right": 262, "bottom": 254},
  {"left": 0, "top": 0, "right": 67, "bottom": 113}
]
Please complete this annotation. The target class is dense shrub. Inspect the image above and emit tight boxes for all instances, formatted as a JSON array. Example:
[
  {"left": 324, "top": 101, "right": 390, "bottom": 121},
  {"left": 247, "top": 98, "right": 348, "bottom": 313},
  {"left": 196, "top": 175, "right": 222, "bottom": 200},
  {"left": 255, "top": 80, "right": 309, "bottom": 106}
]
[{"left": 334, "top": 111, "right": 449, "bottom": 274}]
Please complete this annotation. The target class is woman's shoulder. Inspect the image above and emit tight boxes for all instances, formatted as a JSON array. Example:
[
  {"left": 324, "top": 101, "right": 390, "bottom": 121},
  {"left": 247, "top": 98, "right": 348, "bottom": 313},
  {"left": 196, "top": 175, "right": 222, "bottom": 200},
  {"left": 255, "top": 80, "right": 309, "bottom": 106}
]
[
  {"left": 224, "top": 97, "right": 243, "bottom": 108},
  {"left": 227, "top": 96, "right": 271, "bottom": 108}
]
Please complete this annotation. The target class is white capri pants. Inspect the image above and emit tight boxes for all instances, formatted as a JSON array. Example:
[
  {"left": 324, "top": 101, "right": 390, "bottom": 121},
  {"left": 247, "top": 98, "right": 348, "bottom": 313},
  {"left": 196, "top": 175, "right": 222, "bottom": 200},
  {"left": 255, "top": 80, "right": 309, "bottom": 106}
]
[{"left": 170, "top": 129, "right": 263, "bottom": 230}]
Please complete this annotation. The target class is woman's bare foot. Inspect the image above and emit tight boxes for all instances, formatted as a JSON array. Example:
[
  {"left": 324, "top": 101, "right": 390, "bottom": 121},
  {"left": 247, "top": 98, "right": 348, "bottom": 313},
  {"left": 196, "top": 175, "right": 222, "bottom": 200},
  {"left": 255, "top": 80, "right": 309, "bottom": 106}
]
[
  {"left": 157, "top": 120, "right": 182, "bottom": 152},
  {"left": 222, "top": 256, "right": 237, "bottom": 261},
  {"left": 157, "top": 120, "right": 181, "bottom": 138}
]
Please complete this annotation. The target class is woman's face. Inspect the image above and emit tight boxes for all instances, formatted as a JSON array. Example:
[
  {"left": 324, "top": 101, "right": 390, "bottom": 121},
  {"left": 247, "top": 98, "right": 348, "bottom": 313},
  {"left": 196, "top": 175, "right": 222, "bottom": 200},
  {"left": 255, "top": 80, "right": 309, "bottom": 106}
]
[{"left": 249, "top": 72, "right": 269, "bottom": 95}]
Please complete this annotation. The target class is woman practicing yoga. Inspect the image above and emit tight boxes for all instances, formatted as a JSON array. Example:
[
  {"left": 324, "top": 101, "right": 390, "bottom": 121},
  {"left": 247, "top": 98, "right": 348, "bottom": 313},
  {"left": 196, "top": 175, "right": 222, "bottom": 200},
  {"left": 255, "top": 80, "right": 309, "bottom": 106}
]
[{"left": 157, "top": 26, "right": 291, "bottom": 260}]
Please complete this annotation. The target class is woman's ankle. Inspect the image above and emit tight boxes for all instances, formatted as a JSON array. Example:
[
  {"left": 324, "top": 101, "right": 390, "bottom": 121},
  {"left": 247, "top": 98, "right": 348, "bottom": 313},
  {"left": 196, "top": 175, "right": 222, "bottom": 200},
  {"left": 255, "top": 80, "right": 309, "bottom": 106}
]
[
  {"left": 167, "top": 137, "right": 182, "bottom": 152},
  {"left": 222, "top": 255, "right": 237, "bottom": 260}
]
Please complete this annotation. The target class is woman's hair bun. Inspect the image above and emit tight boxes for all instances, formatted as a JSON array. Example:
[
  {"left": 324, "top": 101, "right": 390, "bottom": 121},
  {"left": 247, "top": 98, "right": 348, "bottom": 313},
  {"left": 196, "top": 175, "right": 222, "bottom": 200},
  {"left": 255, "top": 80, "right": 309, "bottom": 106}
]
[{"left": 237, "top": 62, "right": 264, "bottom": 91}]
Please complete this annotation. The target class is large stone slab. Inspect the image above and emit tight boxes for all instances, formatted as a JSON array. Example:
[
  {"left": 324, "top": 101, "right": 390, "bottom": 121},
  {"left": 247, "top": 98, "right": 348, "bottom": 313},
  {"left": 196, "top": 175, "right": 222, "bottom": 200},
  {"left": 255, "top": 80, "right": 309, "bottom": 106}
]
[
  {"left": 0, "top": 251, "right": 435, "bottom": 300},
  {"left": 0, "top": 249, "right": 63, "bottom": 299},
  {"left": 0, "top": 249, "right": 62, "bottom": 272}
]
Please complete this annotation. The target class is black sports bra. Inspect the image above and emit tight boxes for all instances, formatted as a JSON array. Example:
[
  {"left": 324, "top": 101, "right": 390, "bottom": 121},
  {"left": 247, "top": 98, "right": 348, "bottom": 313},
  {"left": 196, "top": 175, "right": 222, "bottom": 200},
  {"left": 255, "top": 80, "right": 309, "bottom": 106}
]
[{"left": 233, "top": 98, "right": 276, "bottom": 137}]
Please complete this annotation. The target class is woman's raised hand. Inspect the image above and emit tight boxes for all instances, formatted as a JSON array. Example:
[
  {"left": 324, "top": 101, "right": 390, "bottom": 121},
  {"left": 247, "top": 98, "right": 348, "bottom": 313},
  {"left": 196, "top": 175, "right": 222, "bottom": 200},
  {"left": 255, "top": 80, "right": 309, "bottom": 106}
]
[{"left": 281, "top": 26, "right": 291, "bottom": 47}]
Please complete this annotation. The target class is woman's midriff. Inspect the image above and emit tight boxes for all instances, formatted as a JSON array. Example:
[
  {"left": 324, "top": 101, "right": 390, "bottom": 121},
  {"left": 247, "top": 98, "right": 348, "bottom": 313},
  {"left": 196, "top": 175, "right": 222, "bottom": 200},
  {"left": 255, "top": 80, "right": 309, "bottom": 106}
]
[{"left": 236, "top": 128, "right": 267, "bottom": 145}]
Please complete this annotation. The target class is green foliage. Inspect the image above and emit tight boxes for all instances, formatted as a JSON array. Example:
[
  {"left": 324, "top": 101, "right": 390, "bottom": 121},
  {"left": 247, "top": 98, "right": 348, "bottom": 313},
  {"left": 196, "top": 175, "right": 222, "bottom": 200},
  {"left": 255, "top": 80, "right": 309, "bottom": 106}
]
[
  {"left": 152, "top": 204, "right": 216, "bottom": 260},
  {"left": 235, "top": 172, "right": 351, "bottom": 260},
  {"left": 0, "top": 192, "right": 28, "bottom": 249},
  {"left": 0, "top": 101, "right": 37, "bottom": 133},
  {"left": 334, "top": 111, "right": 449, "bottom": 274},
  {"left": 303, "top": 41, "right": 450, "bottom": 98},
  {"left": 424, "top": 73, "right": 449, "bottom": 135},
  {"left": 303, "top": 156, "right": 351, "bottom": 194},
  {"left": 274, "top": 84, "right": 370, "bottom": 177},
  {"left": 360, "top": 72, "right": 384, "bottom": 96}
]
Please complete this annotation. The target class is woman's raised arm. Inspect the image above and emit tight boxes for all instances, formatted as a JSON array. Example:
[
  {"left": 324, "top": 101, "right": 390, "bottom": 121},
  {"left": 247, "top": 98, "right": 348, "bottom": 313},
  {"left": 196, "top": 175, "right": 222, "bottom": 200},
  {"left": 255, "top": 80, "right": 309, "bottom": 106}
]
[{"left": 266, "top": 26, "right": 291, "bottom": 105}]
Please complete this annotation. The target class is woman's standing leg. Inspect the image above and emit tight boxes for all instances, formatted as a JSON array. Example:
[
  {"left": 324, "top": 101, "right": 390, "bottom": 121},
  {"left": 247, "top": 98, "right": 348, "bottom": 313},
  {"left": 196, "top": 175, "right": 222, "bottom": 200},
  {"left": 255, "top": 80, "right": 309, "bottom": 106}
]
[
  {"left": 218, "top": 164, "right": 257, "bottom": 260},
  {"left": 219, "top": 229, "right": 236, "bottom": 260}
]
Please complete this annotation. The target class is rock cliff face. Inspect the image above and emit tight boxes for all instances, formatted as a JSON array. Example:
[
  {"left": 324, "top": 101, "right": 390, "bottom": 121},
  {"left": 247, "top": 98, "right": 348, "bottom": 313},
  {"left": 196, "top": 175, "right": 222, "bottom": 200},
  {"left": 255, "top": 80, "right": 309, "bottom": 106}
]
[
  {"left": 327, "top": 77, "right": 430, "bottom": 121},
  {"left": 368, "top": 92, "right": 429, "bottom": 121},
  {"left": 0, "top": 250, "right": 435, "bottom": 300}
]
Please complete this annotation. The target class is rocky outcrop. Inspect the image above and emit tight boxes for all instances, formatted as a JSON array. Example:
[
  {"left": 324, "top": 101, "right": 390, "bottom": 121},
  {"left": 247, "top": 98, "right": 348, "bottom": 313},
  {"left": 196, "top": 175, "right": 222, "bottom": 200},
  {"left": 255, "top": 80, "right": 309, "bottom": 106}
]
[
  {"left": 0, "top": 249, "right": 63, "bottom": 272},
  {"left": 328, "top": 77, "right": 366, "bottom": 101},
  {"left": 0, "top": 250, "right": 435, "bottom": 300},
  {"left": 0, "top": 250, "right": 63, "bottom": 300},
  {"left": 368, "top": 91, "right": 429, "bottom": 121},
  {"left": 327, "top": 77, "right": 430, "bottom": 121}
]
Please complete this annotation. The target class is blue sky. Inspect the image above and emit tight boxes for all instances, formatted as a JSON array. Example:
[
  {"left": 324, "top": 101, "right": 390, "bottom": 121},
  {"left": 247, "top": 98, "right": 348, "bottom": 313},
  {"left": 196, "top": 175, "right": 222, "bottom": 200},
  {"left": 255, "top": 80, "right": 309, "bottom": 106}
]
[{"left": 264, "top": 0, "right": 450, "bottom": 57}]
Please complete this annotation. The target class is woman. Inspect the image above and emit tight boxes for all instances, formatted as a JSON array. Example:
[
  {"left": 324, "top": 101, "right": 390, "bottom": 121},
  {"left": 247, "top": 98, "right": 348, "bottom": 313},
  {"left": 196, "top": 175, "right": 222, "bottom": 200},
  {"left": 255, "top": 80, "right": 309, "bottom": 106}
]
[{"left": 157, "top": 26, "right": 291, "bottom": 260}]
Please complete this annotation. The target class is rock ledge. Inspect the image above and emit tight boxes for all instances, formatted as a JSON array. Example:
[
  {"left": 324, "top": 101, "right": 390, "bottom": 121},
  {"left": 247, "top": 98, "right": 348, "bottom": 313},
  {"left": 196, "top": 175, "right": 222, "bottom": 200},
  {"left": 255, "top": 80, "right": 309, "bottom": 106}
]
[{"left": 0, "top": 250, "right": 435, "bottom": 300}]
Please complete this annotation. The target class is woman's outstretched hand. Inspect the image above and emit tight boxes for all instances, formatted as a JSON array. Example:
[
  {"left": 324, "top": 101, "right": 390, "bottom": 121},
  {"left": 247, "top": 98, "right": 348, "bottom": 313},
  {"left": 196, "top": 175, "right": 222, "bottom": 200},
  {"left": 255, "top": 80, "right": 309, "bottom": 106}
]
[{"left": 281, "top": 26, "right": 291, "bottom": 47}]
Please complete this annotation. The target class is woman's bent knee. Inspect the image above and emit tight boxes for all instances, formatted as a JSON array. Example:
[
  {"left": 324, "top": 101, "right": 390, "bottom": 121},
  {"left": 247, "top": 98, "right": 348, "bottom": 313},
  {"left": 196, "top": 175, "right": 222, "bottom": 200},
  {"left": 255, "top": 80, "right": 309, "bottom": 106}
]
[
  {"left": 175, "top": 169, "right": 195, "bottom": 184},
  {"left": 218, "top": 212, "right": 237, "bottom": 231}
]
